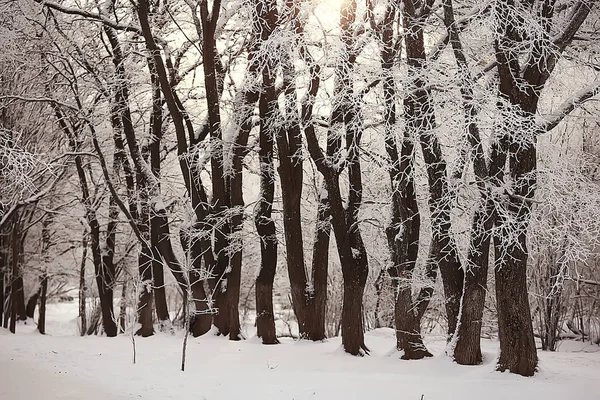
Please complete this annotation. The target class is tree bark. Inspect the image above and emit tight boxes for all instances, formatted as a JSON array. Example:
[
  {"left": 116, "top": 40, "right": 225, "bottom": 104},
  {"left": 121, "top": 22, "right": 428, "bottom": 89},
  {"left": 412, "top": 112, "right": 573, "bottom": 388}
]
[
  {"left": 0, "top": 242, "right": 4, "bottom": 324},
  {"left": 79, "top": 232, "right": 88, "bottom": 336},
  {"left": 442, "top": 0, "right": 493, "bottom": 365},
  {"left": 452, "top": 200, "right": 492, "bottom": 364},
  {"left": 25, "top": 284, "right": 41, "bottom": 319},
  {"left": 53, "top": 92, "right": 118, "bottom": 338},
  {"left": 305, "top": 193, "right": 330, "bottom": 341},
  {"left": 148, "top": 58, "right": 170, "bottom": 330},
  {"left": 302, "top": 0, "right": 369, "bottom": 355},
  {"left": 137, "top": 0, "right": 220, "bottom": 337},
  {"left": 136, "top": 243, "right": 154, "bottom": 337},
  {"left": 381, "top": 1, "right": 432, "bottom": 359},
  {"left": 254, "top": 1, "right": 279, "bottom": 342},
  {"left": 196, "top": 0, "right": 241, "bottom": 339},
  {"left": 9, "top": 219, "right": 18, "bottom": 333},
  {"left": 483, "top": 0, "right": 593, "bottom": 374},
  {"left": 37, "top": 274, "right": 48, "bottom": 334},
  {"left": 275, "top": 2, "right": 330, "bottom": 341},
  {"left": 402, "top": 0, "right": 463, "bottom": 339}
]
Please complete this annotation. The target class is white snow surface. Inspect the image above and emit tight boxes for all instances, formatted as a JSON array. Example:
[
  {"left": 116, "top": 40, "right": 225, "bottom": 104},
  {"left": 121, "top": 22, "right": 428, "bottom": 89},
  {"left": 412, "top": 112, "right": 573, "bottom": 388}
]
[{"left": 1, "top": 302, "right": 599, "bottom": 400}]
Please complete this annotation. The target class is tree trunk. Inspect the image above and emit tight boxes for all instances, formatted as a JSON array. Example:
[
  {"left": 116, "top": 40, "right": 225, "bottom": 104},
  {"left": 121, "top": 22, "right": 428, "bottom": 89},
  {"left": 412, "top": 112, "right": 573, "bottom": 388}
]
[
  {"left": 179, "top": 229, "right": 212, "bottom": 337},
  {"left": 395, "top": 283, "right": 432, "bottom": 359},
  {"left": 305, "top": 193, "right": 330, "bottom": 341},
  {"left": 79, "top": 233, "right": 88, "bottom": 336},
  {"left": 0, "top": 206, "right": 4, "bottom": 323},
  {"left": 494, "top": 234, "right": 537, "bottom": 375},
  {"left": 53, "top": 106, "right": 117, "bottom": 337},
  {"left": 254, "top": 18, "right": 279, "bottom": 342},
  {"left": 327, "top": 175, "right": 369, "bottom": 355},
  {"left": 13, "top": 278, "right": 26, "bottom": 321},
  {"left": 0, "top": 256, "right": 4, "bottom": 324},
  {"left": 119, "top": 278, "right": 127, "bottom": 333},
  {"left": 442, "top": 0, "right": 494, "bottom": 365},
  {"left": 402, "top": 0, "right": 463, "bottom": 339},
  {"left": 26, "top": 284, "right": 41, "bottom": 319},
  {"left": 136, "top": 244, "right": 154, "bottom": 337},
  {"left": 453, "top": 199, "right": 492, "bottom": 364},
  {"left": 95, "top": 254, "right": 117, "bottom": 337},
  {"left": 3, "top": 278, "right": 10, "bottom": 329},
  {"left": 37, "top": 274, "right": 48, "bottom": 334},
  {"left": 302, "top": 0, "right": 369, "bottom": 355},
  {"left": 381, "top": 2, "right": 431, "bottom": 359},
  {"left": 493, "top": 124, "right": 537, "bottom": 375},
  {"left": 276, "top": 4, "right": 330, "bottom": 341},
  {"left": 148, "top": 57, "right": 170, "bottom": 330},
  {"left": 197, "top": 0, "right": 240, "bottom": 340},
  {"left": 137, "top": 0, "right": 220, "bottom": 338},
  {"left": 152, "top": 243, "right": 170, "bottom": 330},
  {"left": 9, "top": 221, "right": 18, "bottom": 333}
]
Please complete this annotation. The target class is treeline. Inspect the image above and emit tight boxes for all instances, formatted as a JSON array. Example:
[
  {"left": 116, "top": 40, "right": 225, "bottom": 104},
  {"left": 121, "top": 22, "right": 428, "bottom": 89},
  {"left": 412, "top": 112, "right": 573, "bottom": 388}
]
[{"left": 1, "top": 0, "right": 599, "bottom": 378}]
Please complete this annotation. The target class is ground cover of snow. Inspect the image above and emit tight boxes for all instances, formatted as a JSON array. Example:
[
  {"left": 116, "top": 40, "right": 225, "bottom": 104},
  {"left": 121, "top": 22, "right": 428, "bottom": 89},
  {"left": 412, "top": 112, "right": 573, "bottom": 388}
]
[{"left": 1, "top": 301, "right": 599, "bottom": 400}]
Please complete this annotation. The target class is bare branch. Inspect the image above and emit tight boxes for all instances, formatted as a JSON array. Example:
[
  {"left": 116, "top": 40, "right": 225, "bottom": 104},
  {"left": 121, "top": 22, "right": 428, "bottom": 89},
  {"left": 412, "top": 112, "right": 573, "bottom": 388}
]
[{"left": 540, "top": 79, "right": 600, "bottom": 132}]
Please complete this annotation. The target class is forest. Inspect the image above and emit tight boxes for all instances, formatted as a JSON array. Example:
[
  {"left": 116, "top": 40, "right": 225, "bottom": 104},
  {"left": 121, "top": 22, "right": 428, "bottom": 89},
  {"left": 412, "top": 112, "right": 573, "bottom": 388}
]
[{"left": 1, "top": 0, "right": 599, "bottom": 390}]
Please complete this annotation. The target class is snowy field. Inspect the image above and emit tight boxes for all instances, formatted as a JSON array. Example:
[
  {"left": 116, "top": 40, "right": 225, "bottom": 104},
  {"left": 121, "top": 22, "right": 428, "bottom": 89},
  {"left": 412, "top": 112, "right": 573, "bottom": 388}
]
[{"left": 1, "top": 301, "right": 599, "bottom": 400}]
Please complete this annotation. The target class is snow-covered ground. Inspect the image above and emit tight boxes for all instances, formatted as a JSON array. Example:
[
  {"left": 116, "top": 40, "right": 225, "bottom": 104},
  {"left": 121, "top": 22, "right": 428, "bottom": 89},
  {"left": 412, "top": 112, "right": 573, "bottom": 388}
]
[{"left": 1, "top": 301, "right": 599, "bottom": 400}]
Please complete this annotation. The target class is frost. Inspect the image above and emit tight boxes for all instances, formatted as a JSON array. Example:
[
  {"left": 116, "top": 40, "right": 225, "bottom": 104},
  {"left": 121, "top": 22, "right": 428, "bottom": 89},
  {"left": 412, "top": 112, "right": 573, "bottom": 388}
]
[
  {"left": 306, "top": 281, "right": 315, "bottom": 297},
  {"left": 151, "top": 196, "right": 166, "bottom": 212},
  {"left": 320, "top": 187, "right": 329, "bottom": 200}
]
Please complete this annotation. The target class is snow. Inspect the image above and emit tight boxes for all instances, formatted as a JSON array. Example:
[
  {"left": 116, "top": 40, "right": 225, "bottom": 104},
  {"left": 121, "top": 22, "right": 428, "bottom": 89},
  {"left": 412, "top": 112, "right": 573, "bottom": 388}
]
[
  {"left": 151, "top": 196, "right": 166, "bottom": 212},
  {"left": 1, "top": 302, "right": 599, "bottom": 400}
]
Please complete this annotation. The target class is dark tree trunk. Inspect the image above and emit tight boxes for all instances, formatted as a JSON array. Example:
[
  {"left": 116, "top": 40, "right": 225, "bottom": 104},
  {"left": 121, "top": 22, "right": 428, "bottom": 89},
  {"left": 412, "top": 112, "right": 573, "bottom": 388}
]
[
  {"left": 146, "top": 57, "right": 170, "bottom": 329},
  {"left": 493, "top": 109, "right": 537, "bottom": 375},
  {"left": 338, "top": 0, "right": 369, "bottom": 355},
  {"left": 380, "top": 2, "right": 431, "bottom": 359},
  {"left": 95, "top": 249, "right": 117, "bottom": 337},
  {"left": 451, "top": 137, "right": 505, "bottom": 364},
  {"left": 53, "top": 97, "right": 117, "bottom": 338},
  {"left": 13, "top": 222, "right": 27, "bottom": 323},
  {"left": 303, "top": 0, "right": 369, "bottom": 355},
  {"left": 275, "top": 3, "right": 330, "bottom": 341},
  {"left": 254, "top": 4, "right": 279, "bottom": 342},
  {"left": 9, "top": 221, "right": 18, "bottom": 333},
  {"left": 494, "top": 231, "right": 537, "bottom": 375},
  {"left": 302, "top": 146, "right": 368, "bottom": 355},
  {"left": 486, "top": 0, "right": 581, "bottom": 372},
  {"left": 152, "top": 245, "right": 169, "bottom": 329},
  {"left": 453, "top": 200, "right": 492, "bottom": 364},
  {"left": 0, "top": 206, "right": 3, "bottom": 324},
  {"left": 13, "top": 276, "right": 26, "bottom": 322},
  {"left": 402, "top": 0, "right": 464, "bottom": 339},
  {"left": 119, "top": 278, "right": 127, "bottom": 333},
  {"left": 138, "top": 0, "right": 220, "bottom": 337},
  {"left": 79, "top": 233, "right": 88, "bottom": 336},
  {"left": 442, "top": 0, "right": 494, "bottom": 365},
  {"left": 3, "top": 278, "right": 9, "bottom": 329},
  {"left": 197, "top": 0, "right": 241, "bottom": 340},
  {"left": 305, "top": 193, "right": 330, "bottom": 341},
  {"left": 37, "top": 274, "right": 48, "bottom": 334},
  {"left": 149, "top": 140, "right": 169, "bottom": 328},
  {"left": 189, "top": 270, "right": 211, "bottom": 337},
  {"left": 26, "top": 284, "right": 41, "bottom": 319},
  {"left": 104, "top": 19, "right": 157, "bottom": 338},
  {"left": 224, "top": 245, "right": 242, "bottom": 340},
  {"left": 180, "top": 229, "right": 212, "bottom": 337},
  {"left": 136, "top": 242, "right": 154, "bottom": 337},
  {"left": 0, "top": 252, "right": 4, "bottom": 324},
  {"left": 28, "top": 215, "right": 51, "bottom": 323}
]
